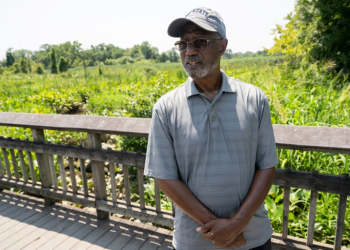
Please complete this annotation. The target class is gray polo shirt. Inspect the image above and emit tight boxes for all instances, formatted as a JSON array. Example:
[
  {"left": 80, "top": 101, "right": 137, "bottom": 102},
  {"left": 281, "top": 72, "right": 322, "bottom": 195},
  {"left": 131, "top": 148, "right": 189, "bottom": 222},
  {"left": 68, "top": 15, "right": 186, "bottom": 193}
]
[{"left": 144, "top": 71, "right": 279, "bottom": 250}]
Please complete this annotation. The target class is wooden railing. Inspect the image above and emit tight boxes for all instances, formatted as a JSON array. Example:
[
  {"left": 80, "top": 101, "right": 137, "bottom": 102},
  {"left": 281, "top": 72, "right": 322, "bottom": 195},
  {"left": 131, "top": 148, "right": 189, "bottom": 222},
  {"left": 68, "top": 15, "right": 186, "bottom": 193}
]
[{"left": 0, "top": 112, "right": 349, "bottom": 250}]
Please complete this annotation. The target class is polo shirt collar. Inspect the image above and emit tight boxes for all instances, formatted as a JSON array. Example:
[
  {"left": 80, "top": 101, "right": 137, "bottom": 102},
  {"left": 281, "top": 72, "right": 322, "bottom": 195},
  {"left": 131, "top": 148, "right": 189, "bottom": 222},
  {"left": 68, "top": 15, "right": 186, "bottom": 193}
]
[{"left": 185, "top": 70, "right": 236, "bottom": 99}]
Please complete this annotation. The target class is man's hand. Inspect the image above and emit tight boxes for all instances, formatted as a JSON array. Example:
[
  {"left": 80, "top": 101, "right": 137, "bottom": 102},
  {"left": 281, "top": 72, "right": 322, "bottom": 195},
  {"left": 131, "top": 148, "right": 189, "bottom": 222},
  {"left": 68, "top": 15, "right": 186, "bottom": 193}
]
[{"left": 196, "top": 218, "right": 247, "bottom": 248}]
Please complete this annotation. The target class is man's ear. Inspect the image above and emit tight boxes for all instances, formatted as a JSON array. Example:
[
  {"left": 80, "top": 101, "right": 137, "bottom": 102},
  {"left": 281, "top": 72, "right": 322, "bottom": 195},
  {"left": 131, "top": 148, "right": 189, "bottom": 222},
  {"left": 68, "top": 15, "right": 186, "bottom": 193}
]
[{"left": 218, "top": 39, "right": 228, "bottom": 56}]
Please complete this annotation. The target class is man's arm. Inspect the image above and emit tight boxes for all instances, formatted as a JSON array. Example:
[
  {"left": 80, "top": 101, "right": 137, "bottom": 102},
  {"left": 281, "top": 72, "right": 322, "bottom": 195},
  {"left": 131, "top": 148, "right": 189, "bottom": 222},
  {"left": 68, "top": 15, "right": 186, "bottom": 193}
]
[
  {"left": 157, "top": 179, "right": 218, "bottom": 225},
  {"left": 197, "top": 167, "right": 275, "bottom": 248}
]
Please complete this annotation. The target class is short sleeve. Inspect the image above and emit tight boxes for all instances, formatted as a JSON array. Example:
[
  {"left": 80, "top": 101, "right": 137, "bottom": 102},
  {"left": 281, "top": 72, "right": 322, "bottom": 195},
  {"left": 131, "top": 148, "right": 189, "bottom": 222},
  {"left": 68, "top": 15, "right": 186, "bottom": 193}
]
[
  {"left": 144, "top": 103, "right": 179, "bottom": 179},
  {"left": 255, "top": 96, "right": 279, "bottom": 170}
]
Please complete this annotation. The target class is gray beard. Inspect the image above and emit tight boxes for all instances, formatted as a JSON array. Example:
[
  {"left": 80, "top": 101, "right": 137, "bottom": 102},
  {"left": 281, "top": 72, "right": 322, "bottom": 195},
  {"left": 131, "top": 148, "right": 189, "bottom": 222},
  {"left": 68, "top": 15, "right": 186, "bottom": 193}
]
[{"left": 182, "top": 55, "right": 219, "bottom": 79}]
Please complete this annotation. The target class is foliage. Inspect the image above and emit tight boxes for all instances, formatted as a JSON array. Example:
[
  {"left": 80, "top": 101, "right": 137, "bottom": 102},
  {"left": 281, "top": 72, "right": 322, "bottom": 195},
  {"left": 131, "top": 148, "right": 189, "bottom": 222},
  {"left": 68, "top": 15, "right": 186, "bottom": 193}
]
[
  {"left": 19, "top": 58, "right": 28, "bottom": 73},
  {"left": 4, "top": 40, "right": 271, "bottom": 73},
  {"left": 50, "top": 49, "right": 58, "bottom": 74},
  {"left": 223, "top": 49, "right": 268, "bottom": 59},
  {"left": 115, "top": 56, "right": 135, "bottom": 65},
  {"left": 58, "top": 57, "right": 68, "bottom": 73},
  {"left": 6, "top": 49, "right": 15, "bottom": 67},
  {"left": 269, "top": 0, "right": 350, "bottom": 73},
  {"left": 310, "top": 0, "right": 350, "bottom": 72},
  {"left": 33, "top": 63, "right": 44, "bottom": 74}
]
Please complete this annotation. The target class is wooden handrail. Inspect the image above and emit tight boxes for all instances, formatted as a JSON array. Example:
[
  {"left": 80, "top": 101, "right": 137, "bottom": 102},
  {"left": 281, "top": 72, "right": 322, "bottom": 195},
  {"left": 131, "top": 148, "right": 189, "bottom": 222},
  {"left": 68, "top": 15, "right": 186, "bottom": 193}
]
[
  {"left": 0, "top": 112, "right": 151, "bottom": 137},
  {"left": 1, "top": 112, "right": 349, "bottom": 153}
]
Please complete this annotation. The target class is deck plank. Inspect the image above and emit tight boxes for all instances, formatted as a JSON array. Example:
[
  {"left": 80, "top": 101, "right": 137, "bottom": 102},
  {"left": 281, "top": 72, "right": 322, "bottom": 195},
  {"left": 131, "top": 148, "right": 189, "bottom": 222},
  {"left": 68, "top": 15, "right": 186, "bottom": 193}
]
[
  {"left": 157, "top": 236, "right": 174, "bottom": 250},
  {"left": 122, "top": 224, "right": 157, "bottom": 250},
  {"left": 0, "top": 191, "right": 174, "bottom": 250},
  {"left": 0, "top": 206, "right": 62, "bottom": 249},
  {"left": 5, "top": 206, "right": 70, "bottom": 250},
  {"left": 23, "top": 210, "right": 78, "bottom": 249},
  {"left": 140, "top": 227, "right": 172, "bottom": 250},
  {"left": 37, "top": 213, "right": 91, "bottom": 250},
  {"left": 87, "top": 218, "right": 133, "bottom": 250},
  {"left": 54, "top": 216, "right": 104, "bottom": 249},
  {"left": 107, "top": 221, "right": 147, "bottom": 250},
  {"left": 0, "top": 202, "right": 46, "bottom": 235},
  {"left": 72, "top": 218, "right": 121, "bottom": 250}
]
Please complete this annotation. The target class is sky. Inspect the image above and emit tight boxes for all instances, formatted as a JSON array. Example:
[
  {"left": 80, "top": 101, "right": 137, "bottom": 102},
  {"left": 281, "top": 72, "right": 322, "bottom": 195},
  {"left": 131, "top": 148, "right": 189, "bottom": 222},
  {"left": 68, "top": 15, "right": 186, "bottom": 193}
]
[{"left": 0, "top": 0, "right": 296, "bottom": 60}]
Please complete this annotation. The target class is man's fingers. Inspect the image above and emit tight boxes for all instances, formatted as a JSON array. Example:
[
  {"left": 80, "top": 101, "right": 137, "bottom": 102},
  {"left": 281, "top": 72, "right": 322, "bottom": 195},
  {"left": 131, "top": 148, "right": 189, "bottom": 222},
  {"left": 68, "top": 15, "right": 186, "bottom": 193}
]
[
  {"left": 224, "top": 232, "right": 246, "bottom": 249},
  {"left": 196, "top": 221, "right": 213, "bottom": 233},
  {"left": 201, "top": 231, "right": 212, "bottom": 240},
  {"left": 215, "top": 234, "right": 237, "bottom": 248}
]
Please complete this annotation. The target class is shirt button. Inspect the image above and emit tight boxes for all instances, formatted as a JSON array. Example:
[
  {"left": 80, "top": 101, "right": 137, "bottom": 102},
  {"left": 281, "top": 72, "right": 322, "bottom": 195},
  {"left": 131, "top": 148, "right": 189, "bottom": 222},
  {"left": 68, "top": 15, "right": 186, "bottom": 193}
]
[{"left": 212, "top": 116, "right": 216, "bottom": 121}]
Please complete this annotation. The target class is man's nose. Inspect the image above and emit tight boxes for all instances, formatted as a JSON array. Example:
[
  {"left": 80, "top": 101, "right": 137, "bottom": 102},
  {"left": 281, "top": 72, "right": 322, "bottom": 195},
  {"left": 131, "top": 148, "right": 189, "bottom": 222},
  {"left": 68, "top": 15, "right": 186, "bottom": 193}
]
[{"left": 186, "top": 42, "right": 198, "bottom": 56}]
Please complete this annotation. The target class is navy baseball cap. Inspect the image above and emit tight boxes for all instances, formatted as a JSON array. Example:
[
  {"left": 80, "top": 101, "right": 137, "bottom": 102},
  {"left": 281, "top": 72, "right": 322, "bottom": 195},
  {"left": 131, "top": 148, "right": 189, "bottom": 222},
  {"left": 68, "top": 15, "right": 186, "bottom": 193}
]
[{"left": 168, "top": 7, "right": 226, "bottom": 39}]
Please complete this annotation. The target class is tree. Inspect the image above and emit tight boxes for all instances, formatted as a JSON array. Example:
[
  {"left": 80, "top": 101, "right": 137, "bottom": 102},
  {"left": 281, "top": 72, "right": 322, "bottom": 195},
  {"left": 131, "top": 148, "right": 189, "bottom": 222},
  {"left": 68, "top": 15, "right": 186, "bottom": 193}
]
[
  {"left": 223, "top": 49, "right": 233, "bottom": 59},
  {"left": 12, "top": 49, "right": 33, "bottom": 60},
  {"left": 50, "top": 49, "right": 58, "bottom": 74},
  {"left": 140, "top": 41, "right": 158, "bottom": 60},
  {"left": 27, "top": 55, "right": 32, "bottom": 73},
  {"left": 166, "top": 48, "right": 179, "bottom": 62},
  {"left": 140, "top": 41, "right": 153, "bottom": 59},
  {"left": 269, "top": 0, "right": 350, "bottom": 72},
  {"left": 6, "top": 49, "right": 15, "bottom": 67},
  {"left": 34, "top": 63, "right": 44, "bottom": 74},
  {"left": 159, "top": 52, "right": 168, "bottom": 63},
  {"left": 310, "top": 0, "right": 350, "bottom": 72},
  {"left": 20, "top": 58, "right": 28, "bottom": 73},
  {"left": 58, "top": 57, "right": 68, "bottom": 72}
]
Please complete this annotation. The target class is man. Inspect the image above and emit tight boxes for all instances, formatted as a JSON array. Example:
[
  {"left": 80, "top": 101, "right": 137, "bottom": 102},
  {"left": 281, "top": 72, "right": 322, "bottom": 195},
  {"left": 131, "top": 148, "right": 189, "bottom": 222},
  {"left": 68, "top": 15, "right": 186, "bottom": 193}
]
[{"left": 144, "top": 7, "right": 279, "bottom": 250}]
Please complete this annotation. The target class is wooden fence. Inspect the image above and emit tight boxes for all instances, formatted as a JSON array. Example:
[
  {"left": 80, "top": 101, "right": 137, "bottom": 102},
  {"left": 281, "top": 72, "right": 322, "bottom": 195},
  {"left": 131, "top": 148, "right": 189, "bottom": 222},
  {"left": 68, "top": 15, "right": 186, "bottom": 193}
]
[{"left": 0, "top": 112, "right": 349, "bottom": 250}]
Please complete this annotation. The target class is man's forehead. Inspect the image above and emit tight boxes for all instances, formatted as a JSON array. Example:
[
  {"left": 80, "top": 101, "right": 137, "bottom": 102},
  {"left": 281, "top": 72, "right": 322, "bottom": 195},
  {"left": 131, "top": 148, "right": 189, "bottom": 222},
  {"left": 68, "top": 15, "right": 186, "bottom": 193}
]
[{"left": 180, "top": 22, "right": 214, "bottom": 37}]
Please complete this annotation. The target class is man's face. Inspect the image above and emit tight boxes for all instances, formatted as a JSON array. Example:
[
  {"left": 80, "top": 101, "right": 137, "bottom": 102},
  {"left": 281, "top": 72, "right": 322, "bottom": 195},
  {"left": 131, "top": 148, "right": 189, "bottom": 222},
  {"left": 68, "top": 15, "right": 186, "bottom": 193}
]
[{"left": 180, "top": 22, "right": 224, "bottom": 79}]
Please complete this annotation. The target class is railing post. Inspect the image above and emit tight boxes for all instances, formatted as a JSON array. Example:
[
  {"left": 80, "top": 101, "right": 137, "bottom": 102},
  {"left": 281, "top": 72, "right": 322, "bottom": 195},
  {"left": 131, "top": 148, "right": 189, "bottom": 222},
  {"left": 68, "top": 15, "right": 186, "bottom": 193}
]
[
  {"left": 334, "top": 173, "right": 349, "bottom": 250},
  {"left": 31, "top": 129, "right": 55, "bottom": 206},
  {"left": 0, "top": 152, "right": 4, "bottom": 191},
  {"left": 88, "top": 133, "right": 109, "bottom": 220},
  {"left": 282, "top": 167, "right": 291, "bottom": 241},
  {"left": 307, "top": 170, "right": 319, "bottom": 246}
]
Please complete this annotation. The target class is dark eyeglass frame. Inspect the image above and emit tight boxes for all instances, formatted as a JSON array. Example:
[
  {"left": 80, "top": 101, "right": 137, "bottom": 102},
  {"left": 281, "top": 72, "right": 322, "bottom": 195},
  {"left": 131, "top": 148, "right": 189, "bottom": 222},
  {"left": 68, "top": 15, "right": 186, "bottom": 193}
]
[{"left": 174, "top": 38, "right": 224, "bottom": 52}]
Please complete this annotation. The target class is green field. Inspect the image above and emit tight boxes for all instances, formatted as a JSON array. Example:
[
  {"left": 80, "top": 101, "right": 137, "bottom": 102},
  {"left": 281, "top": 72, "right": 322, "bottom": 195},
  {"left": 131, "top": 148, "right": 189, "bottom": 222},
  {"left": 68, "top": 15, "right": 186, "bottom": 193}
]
[{"left": 0, "top": 56, "right": 349, "bottom": 246}]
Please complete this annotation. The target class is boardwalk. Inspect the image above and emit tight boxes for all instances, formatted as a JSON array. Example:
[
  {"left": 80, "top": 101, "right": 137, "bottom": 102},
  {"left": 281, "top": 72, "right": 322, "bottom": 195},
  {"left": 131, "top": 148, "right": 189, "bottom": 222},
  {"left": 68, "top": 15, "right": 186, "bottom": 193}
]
[{"left": 0, "top": 190, "right": 174, "bottom": 250}]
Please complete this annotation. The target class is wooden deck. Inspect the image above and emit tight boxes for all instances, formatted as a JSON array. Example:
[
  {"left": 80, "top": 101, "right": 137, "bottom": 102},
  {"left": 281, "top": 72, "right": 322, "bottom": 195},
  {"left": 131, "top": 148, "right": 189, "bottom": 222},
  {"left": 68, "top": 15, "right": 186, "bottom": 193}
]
[{"left": 0, "top": 190, "right": 174, "bottom": 250}]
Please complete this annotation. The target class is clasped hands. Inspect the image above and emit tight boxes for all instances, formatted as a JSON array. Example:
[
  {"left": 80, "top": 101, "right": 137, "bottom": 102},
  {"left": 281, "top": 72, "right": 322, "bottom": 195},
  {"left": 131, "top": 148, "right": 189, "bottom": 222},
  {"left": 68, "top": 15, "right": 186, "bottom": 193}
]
[{"left": 196, "top": 218, "right": 247, "bottom": 249}]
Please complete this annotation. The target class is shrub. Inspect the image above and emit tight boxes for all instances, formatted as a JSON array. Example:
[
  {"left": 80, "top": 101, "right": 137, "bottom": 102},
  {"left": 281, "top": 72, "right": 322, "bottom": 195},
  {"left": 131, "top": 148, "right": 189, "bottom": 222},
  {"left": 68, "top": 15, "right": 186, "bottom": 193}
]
[
  {"left": 116, "top": 56, "right": 135, "bottom": 65},
  {"left": 105, "top": 59, "right": 117, "bottom": 65},
  {"left": 33, "top": 63, "right": 44, "bottom": 74},
  {"left": 72, "top": 58, "right": 82, "bottom": 68},
  {"left": 19, "top": 58, "right": 28, "bottom": 73},
  {"left": 6, "top": 51, "right": 15, "bottom": 67},
  {"left": 58, "top": 57, "right": 68, "bottom": 73},
  {"left": 50, "top": 49, "right": 58, "bottom": 74}
]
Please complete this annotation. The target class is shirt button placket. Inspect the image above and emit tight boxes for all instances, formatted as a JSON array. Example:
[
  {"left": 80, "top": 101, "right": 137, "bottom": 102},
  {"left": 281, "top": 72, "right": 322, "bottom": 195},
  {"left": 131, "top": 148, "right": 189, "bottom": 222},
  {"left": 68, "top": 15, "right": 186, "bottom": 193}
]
[{"left": 210, "top": 105, "right": 218, "bottom": 129}]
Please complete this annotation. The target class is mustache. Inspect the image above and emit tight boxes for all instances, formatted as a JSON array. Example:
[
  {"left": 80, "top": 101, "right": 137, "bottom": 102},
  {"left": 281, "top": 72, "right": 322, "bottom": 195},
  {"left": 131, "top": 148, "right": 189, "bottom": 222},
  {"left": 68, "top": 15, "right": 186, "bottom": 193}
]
[{"left": 185, "top": 55, "right": 204, "bottom": 64}]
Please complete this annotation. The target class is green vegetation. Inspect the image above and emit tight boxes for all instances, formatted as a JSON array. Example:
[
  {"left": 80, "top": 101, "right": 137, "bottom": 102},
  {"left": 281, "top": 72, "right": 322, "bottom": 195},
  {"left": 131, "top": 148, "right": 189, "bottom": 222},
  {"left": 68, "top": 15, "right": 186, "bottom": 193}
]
[
  {"left": 50, "top": 49, "right": 58, "bottom": 74},
  {"left": 0, "top": 40, "right": 267, "bottom": 74},
  {"left": 269, "top": 0, "right": 350, "bottom": 73}
]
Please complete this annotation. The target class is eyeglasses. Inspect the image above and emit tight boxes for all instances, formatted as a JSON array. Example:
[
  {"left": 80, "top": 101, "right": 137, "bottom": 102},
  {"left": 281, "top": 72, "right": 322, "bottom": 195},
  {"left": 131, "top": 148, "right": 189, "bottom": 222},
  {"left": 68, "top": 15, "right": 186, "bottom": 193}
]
[{"left": 174, "top": 38, "right": 224, "bottom": 51}]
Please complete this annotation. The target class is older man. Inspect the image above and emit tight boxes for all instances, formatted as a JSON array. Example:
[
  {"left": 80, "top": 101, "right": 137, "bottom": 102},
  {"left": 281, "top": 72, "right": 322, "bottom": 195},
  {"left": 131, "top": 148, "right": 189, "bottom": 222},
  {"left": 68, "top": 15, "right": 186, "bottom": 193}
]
[{"left": 144, "top": 7, "right": 279, "bottom": 250}]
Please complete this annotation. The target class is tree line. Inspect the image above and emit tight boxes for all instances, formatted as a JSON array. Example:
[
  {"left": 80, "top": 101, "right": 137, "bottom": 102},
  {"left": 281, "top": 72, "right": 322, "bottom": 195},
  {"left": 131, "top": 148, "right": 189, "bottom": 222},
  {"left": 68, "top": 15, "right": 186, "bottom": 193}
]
[{"left": 0, "top": 40, "right": 269, "bottom": 74}]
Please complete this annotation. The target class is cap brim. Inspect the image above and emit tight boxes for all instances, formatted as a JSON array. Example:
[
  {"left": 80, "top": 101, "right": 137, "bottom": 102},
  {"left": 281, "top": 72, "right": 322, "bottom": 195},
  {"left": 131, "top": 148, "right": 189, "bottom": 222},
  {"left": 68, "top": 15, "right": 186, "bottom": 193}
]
[{"left": 167, "top": 18, "right": 217, "bottom": 37}]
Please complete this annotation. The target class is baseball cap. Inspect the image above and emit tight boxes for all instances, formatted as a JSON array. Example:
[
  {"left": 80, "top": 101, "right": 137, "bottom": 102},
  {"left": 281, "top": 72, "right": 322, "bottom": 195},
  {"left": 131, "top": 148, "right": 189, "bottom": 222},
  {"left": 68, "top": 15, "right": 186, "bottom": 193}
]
[{"left": 167, "top": 7, "right": 226, "bottom": 39}]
